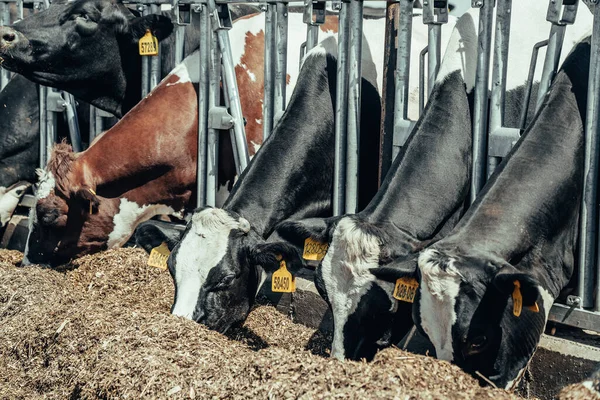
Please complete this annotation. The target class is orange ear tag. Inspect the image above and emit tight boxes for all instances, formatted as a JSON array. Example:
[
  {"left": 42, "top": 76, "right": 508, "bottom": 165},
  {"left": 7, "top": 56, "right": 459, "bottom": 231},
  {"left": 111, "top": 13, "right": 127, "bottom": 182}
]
[
  {"left": 512, "top": 280, "right": 523, "bottom": 317},
  {"left": 139, "top": 30, "right": 159, "bottom": 56},
  {"left": 271, "top": 260, "right": 296, "bottom": 293},
  {"left": 393, "top": 278, "right": 419, "bottom": 303},
  {"left": 302, "top": 237, "right": 329, "bottom": 261}
]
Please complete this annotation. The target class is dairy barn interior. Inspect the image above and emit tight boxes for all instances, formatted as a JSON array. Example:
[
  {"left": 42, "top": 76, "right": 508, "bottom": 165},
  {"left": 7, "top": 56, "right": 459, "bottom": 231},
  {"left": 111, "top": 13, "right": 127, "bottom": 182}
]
[{"left": 0, "top": 0, "right": 599, "bottom": 399}]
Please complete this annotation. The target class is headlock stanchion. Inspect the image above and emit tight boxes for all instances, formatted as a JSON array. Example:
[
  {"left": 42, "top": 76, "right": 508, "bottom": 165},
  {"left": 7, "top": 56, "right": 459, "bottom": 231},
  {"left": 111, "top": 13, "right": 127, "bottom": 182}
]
[
  {"left": 423, "top": 0, "right": 447, "bottom": 96},
  {"left": 303, "top": 0, "right": 324, "bottom": 53},
  {"left": 469, "top": 0, "right": 493, "bottom": 204},
  {"left": 262, "top": 2, "right": 276, "bottom": 139},
  {"left": 535, "top": 0, "right": 578, "bottom": 112},
  {"left": 196, "top": 4, "right": 210, "bottom": 207}
]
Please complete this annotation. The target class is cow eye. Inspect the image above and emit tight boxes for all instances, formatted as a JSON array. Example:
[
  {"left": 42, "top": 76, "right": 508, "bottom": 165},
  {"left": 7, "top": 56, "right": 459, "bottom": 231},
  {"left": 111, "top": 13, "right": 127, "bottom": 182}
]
[{"left": 214, "top": 274, "right": 236, "bottom": 290}]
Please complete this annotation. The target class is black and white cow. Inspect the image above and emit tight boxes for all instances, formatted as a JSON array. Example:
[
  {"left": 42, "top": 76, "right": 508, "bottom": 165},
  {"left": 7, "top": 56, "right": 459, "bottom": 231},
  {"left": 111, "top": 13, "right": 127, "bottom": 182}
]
[
  {"left": 147, "top": 41, "right": 381, "bottom": 333},
  {"left": 272, "top": 12, "right": 478, "bottom": 361},
  {"left": 376, "top": 37, "right": 591, "bottom": 389}
]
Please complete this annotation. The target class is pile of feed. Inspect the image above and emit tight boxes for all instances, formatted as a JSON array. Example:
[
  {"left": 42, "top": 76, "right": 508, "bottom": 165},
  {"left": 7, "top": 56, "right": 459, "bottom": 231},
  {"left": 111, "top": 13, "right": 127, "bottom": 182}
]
[{"left": 0, "top": 248, "right": 522, "bottom": 399}]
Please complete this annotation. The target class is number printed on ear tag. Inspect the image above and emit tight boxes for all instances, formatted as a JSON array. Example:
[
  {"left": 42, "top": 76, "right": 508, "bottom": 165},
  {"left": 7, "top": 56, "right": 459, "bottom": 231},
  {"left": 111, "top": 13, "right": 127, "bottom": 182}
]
[
  {"left": 147, "top": 242, "right": 170, "bottom": 270},
  {"left": 302, "top": 237, "right": 329, "bottom": 261},
  {"left": 393, "top": 277, "right": 419, "bottom": 303},
  {"left": 272, "top": 260, "right": 296, "bottom": 293},
  {"left": 139, "top": 30, "right": 159, "bottom": 56}
]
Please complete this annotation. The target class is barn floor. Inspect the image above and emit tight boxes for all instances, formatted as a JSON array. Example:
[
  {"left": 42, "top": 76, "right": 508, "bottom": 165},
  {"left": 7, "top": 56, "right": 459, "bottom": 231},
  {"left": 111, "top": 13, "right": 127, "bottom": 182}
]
[{"left": 0, "top": 248, "right": 537, "bottom": 399}]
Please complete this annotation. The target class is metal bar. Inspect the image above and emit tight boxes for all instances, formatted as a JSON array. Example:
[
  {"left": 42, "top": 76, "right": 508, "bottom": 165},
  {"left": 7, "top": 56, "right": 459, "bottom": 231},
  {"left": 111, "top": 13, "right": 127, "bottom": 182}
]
[
  {"left": 174, "top": 25, "right": 186, "bottom": 65},
  {"left": 139, "top": 5, "right": 151, "bottom": 97},
  {"left": 262, "top": 3, "right": 276, "bottom": 140},
  {"left": 333, "top": 2, "right": 349, "bottom": 216},
  {"left": 519, "top": 40, "right": 548, "bottom": 130},
  {"left": 209, "top": 0, "right": 249, "bottom": 175},
  {"left": 548, "top": 303, "right": 600, "bottom": 332},
  {"left": 581, "top": 1, "right": 600, "bottom": 311},
  {"left": 149, "top": 4, "right": 162, "bottom": 91},
  {"left": 427, "top": 24, "right": 441, "bottom": 96},
  {"left": 390, "top": 0, "right": 414, "bottom": 163},
  {"left": 470, "top": 0, "right": 494, "bottom": 204},
  {"left": 89, "top": 105, "right": 97, "bottom": 144},
  {"left": 306, "top": 24, "right": 318, "bottom": 52},
  {"left": 64, "top": 93, "right": 82, "bottom": 152},
  {"left": 488, "top": 0, "right": 512, "bottom": 178},
  {"left": 197, "top": 4, "right": 210, "bottom": 207},
  {"left": 206, "top": 28, "right": 221, "bottom": 207},
  {"left": 344, "top": 0, "right": 363, "bottom": 214},
  {"left": 419, "top": 46, "right": 427, "bottom": 116},
  {"left": 39, "top": 86, "right": 48, "bottom": 168},
  {"left": 94, "top": 108, "right": 103, "bottom": 142},
  {"left": 535, "top": 24, "right": 566, "bottom": 111},
  {"left": 274, "top": 2, "right": 288, "bottom": 123}
]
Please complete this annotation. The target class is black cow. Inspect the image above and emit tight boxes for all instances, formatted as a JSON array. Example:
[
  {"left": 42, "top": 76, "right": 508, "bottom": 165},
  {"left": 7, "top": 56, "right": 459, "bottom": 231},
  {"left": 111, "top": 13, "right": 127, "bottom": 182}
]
[
  {"left": 271, "top": 14, "right": 478, "bottom": 361},
  {"left": 142, "top": 40, "right": 381, "bottom": 333},
  {"left": 376, "top": 37, "right": 591, "bottom": 389}
]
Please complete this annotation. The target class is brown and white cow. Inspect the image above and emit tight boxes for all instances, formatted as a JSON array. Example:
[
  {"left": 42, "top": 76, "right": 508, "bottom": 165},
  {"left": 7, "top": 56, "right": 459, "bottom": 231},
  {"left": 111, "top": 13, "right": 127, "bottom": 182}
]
[{"left": 21, "top": 54, "right": 200, "bottom": 267}]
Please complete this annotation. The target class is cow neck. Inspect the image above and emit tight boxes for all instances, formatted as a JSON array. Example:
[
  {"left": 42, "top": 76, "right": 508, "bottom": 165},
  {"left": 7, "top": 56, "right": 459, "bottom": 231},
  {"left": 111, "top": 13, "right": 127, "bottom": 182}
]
[
  {"left": 223, "top": 53, "right": 336, "bottom": 238},
  {"left": 363, "top": 71, "right": 472, "bottom": 244},
  {"left": 439, "top": 43, "right": 590, "bottom": 281}
]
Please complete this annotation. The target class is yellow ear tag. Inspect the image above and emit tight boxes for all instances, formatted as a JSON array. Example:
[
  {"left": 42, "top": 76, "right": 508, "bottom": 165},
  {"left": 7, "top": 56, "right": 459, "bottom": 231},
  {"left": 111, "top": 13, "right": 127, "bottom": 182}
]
[
  {"left": 138, "top": 30, "right": 159, "bottom": 56},
  {"left": 512, "top": 280, "right": 523, "bottom": 317},
  {"left": 88, "top": 188, "right": 96, "bottom": 214},
  {"left": 271, "top": 259, "right": 296, "bottom": 293},
  {"left": 147, "top": 242, "right": 170, "bottom": 270},
  {"left": 302, "top": 237, "right": 329, "bottom": 261},
  {"left": 527, "top": 302, "right": 540, "bottom": 313},
  {"left": 393, "top": 277, "right": 419, "bottom": 303}
]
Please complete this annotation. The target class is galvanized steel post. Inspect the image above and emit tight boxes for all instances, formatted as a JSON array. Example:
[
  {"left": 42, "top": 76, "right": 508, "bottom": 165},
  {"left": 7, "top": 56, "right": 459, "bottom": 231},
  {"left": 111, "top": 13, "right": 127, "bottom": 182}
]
[
  {"left": 304, "top": 0, "right": 325, "bottom": 52},
  {"left": 149, "top": 4, "right": 162, "bottom": 91},
  {"left": 535, "top": 0, "right": 578, "bottom": 111},
  {"left": 333, "top": 1, "right": 349, "bottom": 216},
  {"left": 206, "top": 29, "right": 221, "bottom": 207},
  {"left": 580, "top": 0, "right": 600, "bottom": 311},
  {"left": 470, "top": 0, "right": 494, "bottom": 204},
  {"left": 64, "top": 93, "right": 82, "bottom": 152},
  {"left": 139, "top": 4, "right": 151, "bottom": 98},
  {"left": 423, "top": 0, "right": 448, "bottom": 97},
  {"left": 196, "top": 4, "right": 210, "bottom": 207},
  {"left": 262, "top": 2, "right": 277, "bottom": 140},
  {"left": 274, "top": 2, "right": 288, "bottom": 123},
  {"left": 209, "top": 0, "right": 249, "bottom": 176},
  {"left": 39, "top": 86, "right": 48, "bottom": 168},
  {"left": 344, "top": 0, "right": 363, "bottom": 214},
  {"left": 391, "top": 0, "right": 415, "bottom": 162}
]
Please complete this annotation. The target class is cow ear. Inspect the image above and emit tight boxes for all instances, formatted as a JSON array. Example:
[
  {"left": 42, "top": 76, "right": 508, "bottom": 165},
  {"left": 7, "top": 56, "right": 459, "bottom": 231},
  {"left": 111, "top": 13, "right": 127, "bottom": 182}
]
[
  {"left": 73, "top": 187, "right": 100, "bottom": 214},
  {"left": 493, "top": 265, "right": 541, "bottom": 307},
  {"left": 128, "top": 14, "right": 174, "bottom": 43},
  {"left": 248, "top": 242, "right": 305, "bottom": 275},
  {"left": 133, "top": 221, "right": 184, "bottom": 253},
  {"left": 275, "top": 217, "right": 333, "bottom": 248},
  {"left": 370, "top": 254, "right": 419, "bottom": 283}
]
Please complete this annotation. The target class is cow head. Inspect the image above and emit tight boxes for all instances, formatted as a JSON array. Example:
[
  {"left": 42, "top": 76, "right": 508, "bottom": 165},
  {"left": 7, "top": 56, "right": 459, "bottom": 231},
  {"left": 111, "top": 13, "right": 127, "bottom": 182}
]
[
  {"left": 22, "top": 144, "right": 112, "bottom": 267},
  {"left": 395, "top": 248, "right": 554, "bottom": 390},
  {"left": 0, "top": 0, "right": 173, "bottom": 116},
  {"left": 166, "top": 207, "right": 304, "bottom": 333},
  {"left": 276, "top": 216, "right": 418, "bottom": 361}
]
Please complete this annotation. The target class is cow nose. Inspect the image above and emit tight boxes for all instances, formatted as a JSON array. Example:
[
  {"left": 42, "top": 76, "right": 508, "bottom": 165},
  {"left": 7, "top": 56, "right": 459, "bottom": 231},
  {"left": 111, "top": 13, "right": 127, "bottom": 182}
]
[{"left": 0, "top": 27, "right": 18, "bottom": 47}]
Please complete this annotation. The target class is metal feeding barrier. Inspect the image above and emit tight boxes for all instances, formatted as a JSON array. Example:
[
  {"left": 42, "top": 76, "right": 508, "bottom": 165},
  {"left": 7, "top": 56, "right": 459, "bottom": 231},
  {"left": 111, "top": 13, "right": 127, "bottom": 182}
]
[{"left": 1, "top": 0, "right": 600, "bottom": 331}]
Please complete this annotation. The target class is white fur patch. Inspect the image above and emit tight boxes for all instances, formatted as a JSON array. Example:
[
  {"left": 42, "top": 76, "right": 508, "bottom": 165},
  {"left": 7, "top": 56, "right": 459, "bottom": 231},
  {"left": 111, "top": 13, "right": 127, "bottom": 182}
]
[
  {"left": 165, "top": 51, "right": 200, "bottom": 86},
  {"left": 320, "top": 217, "right": 382, "bottom": 359},
  {"left": 418, "top": 249, "right": 463, "bottom": 361},
  {"left": 170, "top": 208, "right": 246, "bottom": 319},
  {"left": 35, "top": 169, "right": 56, "bottom": 199},
  {"left": 0, "top": 184, "right": 28, "bottom": 226},
  {"left": 107, "top": 198, "right": 176, "bottom": 248}
]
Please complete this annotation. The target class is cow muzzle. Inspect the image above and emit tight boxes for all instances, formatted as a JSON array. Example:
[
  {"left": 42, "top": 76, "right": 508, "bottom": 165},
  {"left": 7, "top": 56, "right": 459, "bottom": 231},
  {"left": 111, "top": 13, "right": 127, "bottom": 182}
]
[{"left": 0, "top": 27, "right": 19, "bottom": 50}]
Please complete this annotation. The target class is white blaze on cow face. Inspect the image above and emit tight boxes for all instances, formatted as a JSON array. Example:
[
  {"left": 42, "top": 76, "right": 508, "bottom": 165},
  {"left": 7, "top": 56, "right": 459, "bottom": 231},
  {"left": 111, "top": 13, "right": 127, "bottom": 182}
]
[
  {"left": 107, "top": 198, "right": 177, "bottom": 248},
  {"left": 417, "top": 249, "right": 464, "bottom": 361},
  {"left": 170, "top": 208, "right": 247, "bottom": 319},
  {"left": 23, "top": 169, "right": 56, "bottom": 264},
  {"left": 0, "top": 183, "right": 28, "bottom": 226},
  {"left": 320, "top": 217, "right": 385, "bottom": 360}
]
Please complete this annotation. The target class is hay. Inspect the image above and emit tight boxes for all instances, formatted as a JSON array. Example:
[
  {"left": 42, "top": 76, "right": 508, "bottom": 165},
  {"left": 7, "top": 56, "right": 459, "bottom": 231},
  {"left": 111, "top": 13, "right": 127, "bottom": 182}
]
[{"left": 0, "top": 248, "right": 523, "bottom": 399}]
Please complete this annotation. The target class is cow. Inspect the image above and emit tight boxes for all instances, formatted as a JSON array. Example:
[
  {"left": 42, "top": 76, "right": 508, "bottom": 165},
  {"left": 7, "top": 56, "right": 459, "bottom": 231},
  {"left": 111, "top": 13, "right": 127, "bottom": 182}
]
[
  {"left": 268, "top": 10, "right": 478, "bottom": 361},
  {"left": 143, "top": 40, "right": 381, "bottom": 333},
  {"left": 374, "top": 36, "right": 591, "bottom": 389}
]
